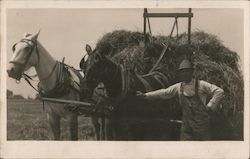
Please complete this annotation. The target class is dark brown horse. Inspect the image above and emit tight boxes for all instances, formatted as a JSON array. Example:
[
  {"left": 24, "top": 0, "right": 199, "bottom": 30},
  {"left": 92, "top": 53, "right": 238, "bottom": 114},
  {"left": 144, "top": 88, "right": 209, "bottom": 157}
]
[{"left": 81, "top": 45, "right": 182, "bottom": 140}]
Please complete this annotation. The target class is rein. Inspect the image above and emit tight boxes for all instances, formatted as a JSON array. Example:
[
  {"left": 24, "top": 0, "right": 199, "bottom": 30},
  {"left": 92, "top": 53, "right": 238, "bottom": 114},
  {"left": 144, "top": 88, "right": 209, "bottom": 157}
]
[
  {"left": 39, "top": 61, "right": 58, "bottom": 81},
  {"left": 22, "top": 61, "right": 58, "bottom": 93},
  {"left": 149, "top": 17, "right": 179, "bottom": 73}
]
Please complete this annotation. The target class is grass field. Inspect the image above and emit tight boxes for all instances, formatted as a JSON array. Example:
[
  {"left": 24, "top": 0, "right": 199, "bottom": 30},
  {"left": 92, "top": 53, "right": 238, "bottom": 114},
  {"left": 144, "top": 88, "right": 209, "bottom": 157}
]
[{"left": 7, "top": 99, "right": 95, "bottom": 140}]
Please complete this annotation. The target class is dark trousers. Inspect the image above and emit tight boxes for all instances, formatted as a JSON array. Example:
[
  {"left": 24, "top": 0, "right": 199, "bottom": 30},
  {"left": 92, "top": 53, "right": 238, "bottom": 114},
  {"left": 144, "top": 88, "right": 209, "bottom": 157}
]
[{"left": 180, "top": 123, "right": 210, "bottom": 141}]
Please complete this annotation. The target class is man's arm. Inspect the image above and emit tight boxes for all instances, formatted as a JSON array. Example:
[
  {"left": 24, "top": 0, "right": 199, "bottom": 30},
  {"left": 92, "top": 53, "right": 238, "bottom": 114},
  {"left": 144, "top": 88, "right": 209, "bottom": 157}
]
[
  {"left": 200, "top": 80, "right": 224, "bottom": 110},
  {"left": 141, "top": 83, "right": 180, "bottom": 100}
]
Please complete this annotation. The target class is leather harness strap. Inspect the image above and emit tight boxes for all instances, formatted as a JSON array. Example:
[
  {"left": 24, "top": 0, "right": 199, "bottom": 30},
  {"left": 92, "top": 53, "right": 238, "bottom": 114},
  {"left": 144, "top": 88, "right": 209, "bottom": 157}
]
[{"left": 22, "top": 61, "right": 58, "bottom": 93}]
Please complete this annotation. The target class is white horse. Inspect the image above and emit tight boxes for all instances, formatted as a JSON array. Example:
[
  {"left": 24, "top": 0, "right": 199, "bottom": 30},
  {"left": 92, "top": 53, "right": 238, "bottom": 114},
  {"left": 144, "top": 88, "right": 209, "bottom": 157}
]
[{"left": 7, "top": 31, "right": 96, "bottom": 140}]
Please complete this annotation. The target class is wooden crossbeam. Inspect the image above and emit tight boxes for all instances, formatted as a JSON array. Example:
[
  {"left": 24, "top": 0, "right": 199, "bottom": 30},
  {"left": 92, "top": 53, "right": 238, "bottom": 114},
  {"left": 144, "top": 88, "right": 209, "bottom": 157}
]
[
  {"left": 143, "top": 8, "right": 193, "bottom": 45},
  {"left": 144, "top": 12, "right": 193, "bottom": 18}
]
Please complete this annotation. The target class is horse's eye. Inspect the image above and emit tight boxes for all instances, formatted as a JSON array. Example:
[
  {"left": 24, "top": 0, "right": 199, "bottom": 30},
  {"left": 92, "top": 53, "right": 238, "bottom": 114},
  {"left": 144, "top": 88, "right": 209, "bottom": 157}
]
[
  {"left": 95, "top": 54, "right": 102, "bottom": 61},
  {"left": 12, "top": 44, "right": 17, "bottom": 52},
  {"left": 24, "top": 46, "right": 30, "bottom": 51},
  {"left": 96, "top": 55, "right": 99, "bottom": 60}
]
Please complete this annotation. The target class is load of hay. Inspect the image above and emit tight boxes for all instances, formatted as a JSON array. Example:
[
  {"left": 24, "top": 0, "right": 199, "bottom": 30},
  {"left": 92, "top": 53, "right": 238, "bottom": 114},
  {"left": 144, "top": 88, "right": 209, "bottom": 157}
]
[{"left": 95, "top": 30, "right": 244, "bottom": 140}]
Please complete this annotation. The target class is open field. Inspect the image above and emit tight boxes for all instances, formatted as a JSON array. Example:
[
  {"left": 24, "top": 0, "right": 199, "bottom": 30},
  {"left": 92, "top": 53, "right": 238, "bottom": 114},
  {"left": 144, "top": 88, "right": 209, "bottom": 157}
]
[{"left": 7, "top": 99, "right": 95, "bottom": 140}]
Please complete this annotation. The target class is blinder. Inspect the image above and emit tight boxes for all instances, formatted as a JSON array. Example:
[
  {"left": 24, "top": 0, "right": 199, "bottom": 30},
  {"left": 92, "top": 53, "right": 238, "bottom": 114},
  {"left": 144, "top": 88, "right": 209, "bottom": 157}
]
[
  {"left": 10, "top": 39, "right": 40, "bottom": 67},
  {"left": 12, "top": 43, "right": 17, "bottom": 52},
  {"left": 80, "top": 54, "right": 87, "bottom": 71}
]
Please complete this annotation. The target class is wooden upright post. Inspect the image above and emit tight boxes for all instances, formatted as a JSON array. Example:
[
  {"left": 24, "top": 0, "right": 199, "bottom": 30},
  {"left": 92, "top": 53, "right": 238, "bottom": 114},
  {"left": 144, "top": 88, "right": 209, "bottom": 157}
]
[
  {"left": 188, "top": 8, "right": 192, "bottom": 44},
  {"left": 143, "top": 8, "right": 147, "bottom": 44}
]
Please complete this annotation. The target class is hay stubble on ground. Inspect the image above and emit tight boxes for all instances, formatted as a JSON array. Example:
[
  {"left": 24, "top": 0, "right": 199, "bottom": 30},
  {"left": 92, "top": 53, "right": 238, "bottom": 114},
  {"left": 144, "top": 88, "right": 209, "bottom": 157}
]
[{"left": 7, "top": 99, "right": 95, "bottom": 140}]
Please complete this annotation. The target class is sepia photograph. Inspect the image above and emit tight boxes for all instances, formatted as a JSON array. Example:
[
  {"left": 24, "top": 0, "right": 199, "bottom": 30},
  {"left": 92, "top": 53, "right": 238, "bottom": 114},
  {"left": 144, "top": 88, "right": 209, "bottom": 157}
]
[{"left": 1, "top": 1, "right": 249, "bottom": 158}]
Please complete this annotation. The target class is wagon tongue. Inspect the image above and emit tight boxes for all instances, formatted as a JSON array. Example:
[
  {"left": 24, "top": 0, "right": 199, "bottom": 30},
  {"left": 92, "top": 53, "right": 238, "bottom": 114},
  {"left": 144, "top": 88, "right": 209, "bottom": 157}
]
[{"left": 41, "top": 97, "right": 113, "bottom": 117}]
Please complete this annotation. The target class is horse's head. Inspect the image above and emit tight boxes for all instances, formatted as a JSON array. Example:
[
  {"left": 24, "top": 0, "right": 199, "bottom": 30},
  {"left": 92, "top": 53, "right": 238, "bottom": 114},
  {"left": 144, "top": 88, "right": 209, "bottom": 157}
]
[
  {"left": 7, "top": 31, "right": 40, "bottom": 80},
  {"left": 80, "top": 44, "right": 105, "bottom": 98},
  {"left": 80, "top": 44, "right": 119, "bottom": 98}
]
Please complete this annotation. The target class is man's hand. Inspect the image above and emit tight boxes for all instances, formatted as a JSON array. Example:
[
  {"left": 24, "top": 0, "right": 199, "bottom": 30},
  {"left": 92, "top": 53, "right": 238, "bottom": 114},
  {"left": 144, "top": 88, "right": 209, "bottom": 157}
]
[
  {"left": 206, "top": 105, "right": 217, "bottom": 114},
  {"left": 136, "top": 91, "right": 146, "bottom": 98}
]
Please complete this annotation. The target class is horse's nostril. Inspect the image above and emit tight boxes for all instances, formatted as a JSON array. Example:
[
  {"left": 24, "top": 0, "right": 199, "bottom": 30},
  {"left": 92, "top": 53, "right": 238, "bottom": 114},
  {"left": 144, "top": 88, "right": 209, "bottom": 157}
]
[
  {"left": 7, "top": 67, "right": 15, "bottom": 76},
  {"left": 7, "top": 69, "right": 11, "bottom": 74},
  {"left": 7, "top": 68, "right": 13, "bottom": 73}
]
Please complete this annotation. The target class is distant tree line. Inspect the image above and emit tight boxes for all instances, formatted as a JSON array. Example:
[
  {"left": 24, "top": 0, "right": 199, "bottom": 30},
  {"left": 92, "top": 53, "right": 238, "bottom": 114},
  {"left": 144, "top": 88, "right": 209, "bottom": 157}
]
[{"left": 7, "top": 89, "right": 40, "bottom": 100}]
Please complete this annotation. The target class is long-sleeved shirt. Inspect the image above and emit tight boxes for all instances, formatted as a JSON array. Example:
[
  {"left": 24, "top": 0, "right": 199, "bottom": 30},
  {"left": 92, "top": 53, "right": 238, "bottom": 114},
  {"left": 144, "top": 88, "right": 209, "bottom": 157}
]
[{"left": 145, "top": 78, "right": 224, "bottom": 109}]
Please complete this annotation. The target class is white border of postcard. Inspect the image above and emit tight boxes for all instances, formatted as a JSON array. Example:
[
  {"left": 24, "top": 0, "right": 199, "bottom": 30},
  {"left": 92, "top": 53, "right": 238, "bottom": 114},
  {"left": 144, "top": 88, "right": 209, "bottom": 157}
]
[{"left": 1, "top": 1, "right": 249, "bottom": 159}]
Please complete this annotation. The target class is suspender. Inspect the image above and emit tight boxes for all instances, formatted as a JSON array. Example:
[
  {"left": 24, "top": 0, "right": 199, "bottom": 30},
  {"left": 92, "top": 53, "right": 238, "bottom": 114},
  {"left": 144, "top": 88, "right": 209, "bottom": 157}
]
[
  {"left": 179, "top": 79, "right": 204, "bottom": 110},
  {"left": 195, "top": 78, "right": 199, "bottom": 96},
  {"left": 180, "top": 78, "right": 199, "bottom": 96}
]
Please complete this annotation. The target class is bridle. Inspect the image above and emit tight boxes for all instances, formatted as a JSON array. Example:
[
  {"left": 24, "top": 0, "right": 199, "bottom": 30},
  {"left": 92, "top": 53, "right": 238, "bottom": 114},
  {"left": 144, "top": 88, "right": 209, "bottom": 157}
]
[
  {"left": 10, "top": 38, "right": 57, "bottom": 92},
  {"left": 11, "top": 39, "right": 40, "bottom": 68}
]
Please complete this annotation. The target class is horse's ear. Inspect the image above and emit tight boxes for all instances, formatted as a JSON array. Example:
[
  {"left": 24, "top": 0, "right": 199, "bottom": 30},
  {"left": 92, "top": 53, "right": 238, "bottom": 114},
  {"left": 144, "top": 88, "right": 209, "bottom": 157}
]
[
  {"left": 86, "top": 44, "right": 92, "bottom": 55},
  {"left": 79, "top": 56, "right": 85, "bottom": 70},
  {"left": 24, "top": 33, "right": 28, "bottom": 37},
  {"left": 23, "top": 33, "right": 32, "bottom": 37},
  {"left": 31, "top": 30, "right": 40, "bottom": 41}
]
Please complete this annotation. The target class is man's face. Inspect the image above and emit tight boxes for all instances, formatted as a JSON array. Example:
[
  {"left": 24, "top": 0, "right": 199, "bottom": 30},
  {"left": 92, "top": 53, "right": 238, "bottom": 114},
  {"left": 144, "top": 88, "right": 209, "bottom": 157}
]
[{"left": 178, "top": 69, "right": 194, "bottom": 83}]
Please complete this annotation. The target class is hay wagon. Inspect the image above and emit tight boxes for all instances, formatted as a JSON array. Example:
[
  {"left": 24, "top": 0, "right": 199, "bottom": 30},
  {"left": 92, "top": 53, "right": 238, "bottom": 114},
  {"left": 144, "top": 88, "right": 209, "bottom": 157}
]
[{"left": 42, "top": 8, "right": 243, "bottom": 141}]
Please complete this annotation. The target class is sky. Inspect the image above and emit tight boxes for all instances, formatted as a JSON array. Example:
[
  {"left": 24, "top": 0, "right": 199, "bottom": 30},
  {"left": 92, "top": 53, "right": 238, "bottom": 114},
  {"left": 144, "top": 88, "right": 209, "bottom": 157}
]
[{"left": 6, "top": 8, "right": 244, "bottom": 98}]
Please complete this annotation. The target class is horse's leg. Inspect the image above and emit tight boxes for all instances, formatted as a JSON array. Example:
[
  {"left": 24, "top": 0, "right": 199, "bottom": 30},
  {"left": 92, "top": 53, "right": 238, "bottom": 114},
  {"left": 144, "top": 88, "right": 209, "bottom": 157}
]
[
  {"left": 47, "top": 113, "right": 61, "bottom": 140},
  {"left": 92, "top": 116, "right": 100, "bottom": 140},
  {"left": 104, "top": 118, "right": 112, "bottom": 140},
  {"left": 69, "top": 115, "right": 78, "bottom": 140},
  {"left": 100, "top": 117, "right": 105, "bottom": 140}
]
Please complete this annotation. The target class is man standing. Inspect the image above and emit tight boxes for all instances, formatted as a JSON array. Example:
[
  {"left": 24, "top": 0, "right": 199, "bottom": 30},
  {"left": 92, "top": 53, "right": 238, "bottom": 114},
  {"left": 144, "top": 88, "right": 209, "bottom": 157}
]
[{"left": 137, "top": 59, "right": 224, "bottom": 140}]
